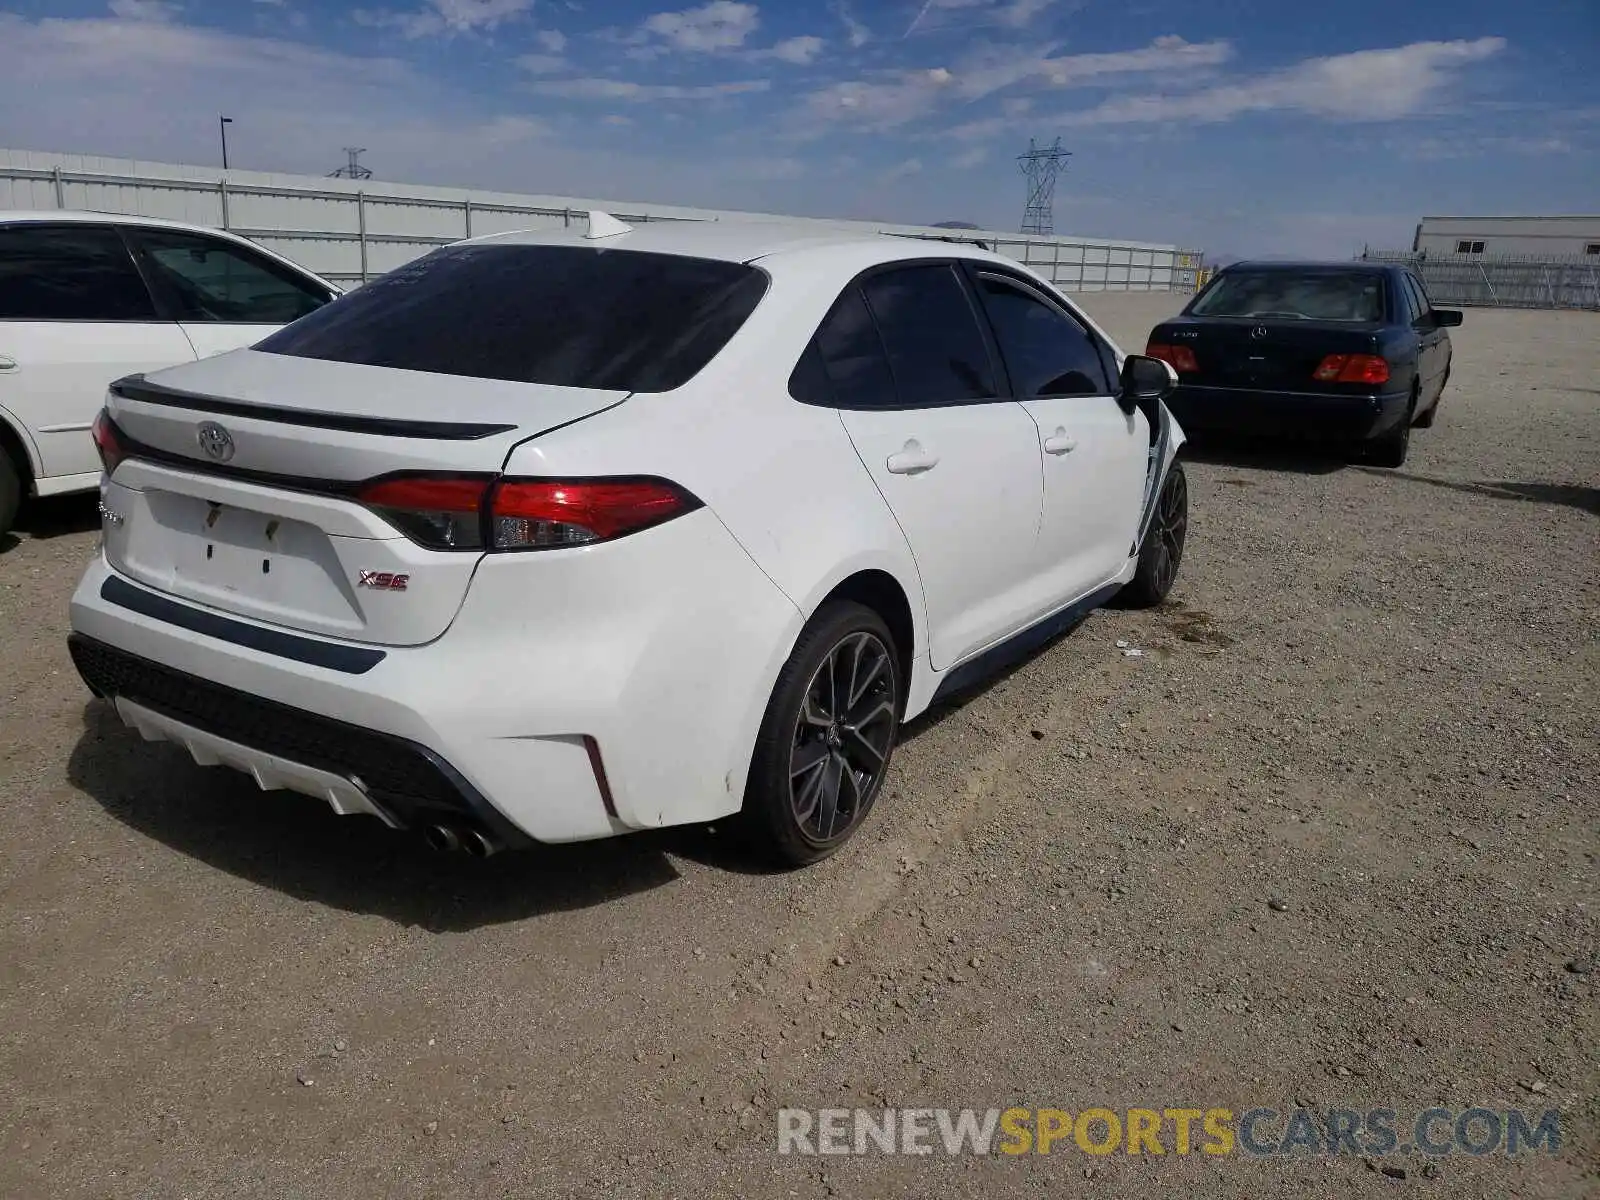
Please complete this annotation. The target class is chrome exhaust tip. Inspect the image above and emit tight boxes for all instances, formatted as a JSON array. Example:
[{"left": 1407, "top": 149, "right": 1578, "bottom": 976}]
[
  {"left": 462, "top": 827, "right": 501, "bottom": 858},
  {"left": 423, "top": 823, "right": 463, "bottom": 853}
]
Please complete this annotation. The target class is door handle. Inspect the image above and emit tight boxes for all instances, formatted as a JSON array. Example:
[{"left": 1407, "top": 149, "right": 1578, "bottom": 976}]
[
  {"left": 885, "top": 440, "right": 939, "bottom": 475},
  {"left": 0, "top": 355, "right": 16, "bottom": 372},
  {"left": 1043, "top": 428, "right": 1077, "bottom": 455}
]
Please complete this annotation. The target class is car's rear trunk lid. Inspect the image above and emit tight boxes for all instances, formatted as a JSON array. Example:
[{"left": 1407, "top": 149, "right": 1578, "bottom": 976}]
[
  {"left": 1151, "top": 317, "right": 1385, "bottom": 391},
  {"left": 101, "top": 349, "right": 628, "bottom": 647}
]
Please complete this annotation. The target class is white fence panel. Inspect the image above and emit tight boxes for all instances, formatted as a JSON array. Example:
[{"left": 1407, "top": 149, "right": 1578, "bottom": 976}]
[{"left": 0, "top": 147, "right": 1204, "bottom": 292}]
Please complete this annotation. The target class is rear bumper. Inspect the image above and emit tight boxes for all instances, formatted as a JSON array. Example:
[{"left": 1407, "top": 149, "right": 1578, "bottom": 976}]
[
  {"left": 1164, "top": 384, "right": 1410, "bottom": 441},
  {"left": 67, "top": 509, "right": 804, "bottom": 846}
]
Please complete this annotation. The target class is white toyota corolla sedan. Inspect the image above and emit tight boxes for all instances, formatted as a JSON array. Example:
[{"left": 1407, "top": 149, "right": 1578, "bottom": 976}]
[{"left": 67, "top": 215, "right": 1187, "bottom": 866}]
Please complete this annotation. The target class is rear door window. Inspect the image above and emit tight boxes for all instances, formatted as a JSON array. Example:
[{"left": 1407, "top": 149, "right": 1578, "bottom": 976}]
[
  {"left": 974, "top": 272, "right": 1110, "bottom": 396},
  {"left": 1189, "top": 271, "right": 1388, "bottom": 322},
  {"left": 127, "top": 228, "right": 330, "bottom": 324},
  {"left": 0, "top": 224, "right": 158, "bottom": 321},
  {"left": 861, "top": 265, "right": 997, "bottom": 405},
  {"left": 257, "top": 244, "right": 768, "bottom": 392},
  {"left": 808, "top": 286, "right": 897, "bottom": 408},
  {"left": 1402, "top": 275, "right": 1432, "bottom": 324}
]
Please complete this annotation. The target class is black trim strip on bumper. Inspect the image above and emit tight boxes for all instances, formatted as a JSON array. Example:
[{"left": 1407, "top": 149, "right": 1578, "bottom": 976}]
[
  {"left": 101, "top": 575, "right": 386, "bottom": 675},
  {"left": 67, "top": 634, "right": 533, "bottom": 848},
  {"left": 109, "top": 375, "right": 517, "bottom": 441}
]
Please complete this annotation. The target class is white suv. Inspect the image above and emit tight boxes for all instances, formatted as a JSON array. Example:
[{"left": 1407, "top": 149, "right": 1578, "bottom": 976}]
[
  {"left": 0, "top": 212, "right": 338, "bottom": 536},
  {"left": 68, "top": 217, "right": 1186, "bottom": 866}
]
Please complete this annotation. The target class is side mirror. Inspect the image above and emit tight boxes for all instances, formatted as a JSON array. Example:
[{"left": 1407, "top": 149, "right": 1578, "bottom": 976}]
[
  {"left": 1117, "top": 354, "right": 1178, "bottom": 413},
  {"left": 1433, "top": 308, "right": 1463, "bottom": 328}
]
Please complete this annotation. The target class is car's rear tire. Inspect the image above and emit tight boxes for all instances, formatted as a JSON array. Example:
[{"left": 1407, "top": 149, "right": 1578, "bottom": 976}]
[
  {"left": 743, "top": 601, "right": 902, "bottom": 867},
  {"left": 1119, "top": 459, "right": 1187, "bottom": 609},
  {"left": 0, "top": 450, "right": 21, "bottom": 541},
  {"left": 1366, "top": 392, "right": 1415, "bottom": 468}
]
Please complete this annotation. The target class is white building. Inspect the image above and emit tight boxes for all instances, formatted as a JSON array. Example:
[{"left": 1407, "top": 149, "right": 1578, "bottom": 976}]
[{"left": 1413, "top": 215, "right": 1600, "bottom": 258}]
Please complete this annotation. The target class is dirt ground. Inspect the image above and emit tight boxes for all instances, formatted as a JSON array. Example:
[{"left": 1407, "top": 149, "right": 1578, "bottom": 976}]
[{"left": 1, "top": 294, "right": 1595, "bottom": 1199}]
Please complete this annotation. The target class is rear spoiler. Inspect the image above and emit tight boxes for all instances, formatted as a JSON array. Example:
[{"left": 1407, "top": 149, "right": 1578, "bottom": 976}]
[{"left": 108, "top": 376, "right": 516, "bottom": 441}]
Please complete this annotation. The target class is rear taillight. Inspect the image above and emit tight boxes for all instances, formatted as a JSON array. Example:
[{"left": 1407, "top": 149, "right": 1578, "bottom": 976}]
[
  {"left": 91, "top": 410, "right": 128, "bottom": 476},
  {"left": 1146, "top": 342, "right": 1198, "bottom": 373},
  {"left": 358, "top": 475, "right": 493, "bottom": 550},
  {"left": 490, "top": 478, "right": 701, "bottom": 550},
  {"left": 1312, "top": 354, "right": 1390, "bottom": 385},
  {"left": 357, "top": 474, "right": 702, "bottom": 552}
]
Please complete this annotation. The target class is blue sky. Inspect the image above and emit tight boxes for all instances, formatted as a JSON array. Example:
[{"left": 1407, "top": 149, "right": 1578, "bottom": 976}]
[{"left": 0, "top": 0, "right": 1595, "bottom": 256}]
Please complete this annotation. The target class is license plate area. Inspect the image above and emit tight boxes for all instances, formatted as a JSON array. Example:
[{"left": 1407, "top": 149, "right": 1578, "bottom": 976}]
[
  {"left": 122, "top": 488, "right": 364, "bottom": 631},
  {"left": 162, "top": 497, "right": 326, "bottom": 596}
]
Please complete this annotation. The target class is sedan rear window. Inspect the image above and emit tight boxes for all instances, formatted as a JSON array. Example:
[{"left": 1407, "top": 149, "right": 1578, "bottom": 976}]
[
  {"left": 1189, "top": 270, "right": 1387, "bottom": 322},
  {"left": 256, "top": 244, "right": 768, "bottom": 392}
]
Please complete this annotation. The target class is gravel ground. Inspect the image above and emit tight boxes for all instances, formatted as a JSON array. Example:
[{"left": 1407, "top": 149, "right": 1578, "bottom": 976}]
[{"left": 1, "top": 294, "right": 1595, "bottom": 1199}]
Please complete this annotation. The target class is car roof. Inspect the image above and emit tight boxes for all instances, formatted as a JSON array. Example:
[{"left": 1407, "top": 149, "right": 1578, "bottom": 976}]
[
  {"left": 1222, "top": 259, "right": 1391, "bottom": 272},
  {"left": 463, "top": 218, "right": 1009, "bottom": 272},
  {"left": 0, "top": 209, "right": 262, "bottom": 236}
]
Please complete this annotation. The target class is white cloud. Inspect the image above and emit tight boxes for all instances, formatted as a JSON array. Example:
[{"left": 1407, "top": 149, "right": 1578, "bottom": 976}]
[
  {"left": 353, "top": 0, "right": 533, "bottom": 39},
  {"left": 0, "top": 9, "right": 822, "bottom": 218},
  {"left": 954, "top": 36, "right": 1234, "bottom": 100},
  {"left": 537, "top": 28, "right": 567, "bottom": 52},
  {"left": 907, "top": 0, "right": 1063, "bottom": 37},
  {"left": 517, "top": 53, "right": 568, "bottom": 74},
  {"left": 1409, "top": 132, "right": 1573, "bottom": 160},
  {"left": 758, "top": 35, "right": 824, "bottom": 65},
  {"left": 805, "top": 36, "right": 1230, "bottom": 131},
  {"left": 802, "top": 66, "right": 958, "bottom": 130},
  {"left": 109, "top": 0, "right": 180, "bottom": 20},
  {"left": 1058, "top": 37, "right": 1506, "bottom": 126},
  {"left": 529, "top": 76, "right": 771, "bottom": 101},
  {"left": 638, "top": 1, "right": 758, "bottom": 53},
  {"left": 953, "top": 145, "right": 988, "bottom": 169},
  {"left": 830, "top": 0, "right": 869, "bottom": 48}
]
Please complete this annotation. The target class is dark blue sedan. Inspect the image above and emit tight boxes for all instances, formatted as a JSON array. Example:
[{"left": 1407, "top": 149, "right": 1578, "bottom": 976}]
[{"left": 1145, "top": 262, "right": 1461, "bottom": 467}]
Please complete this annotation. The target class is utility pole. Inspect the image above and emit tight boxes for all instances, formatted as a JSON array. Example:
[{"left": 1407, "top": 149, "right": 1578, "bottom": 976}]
[
  {"left": 219, "top": 115, "right": 234, "bottom": 171},
  {"left": 1017, "top": 137, "right": 1071, "bottom": 236},
  {"left": 329, "top": 148, "right": 373, "bottom": 180}
]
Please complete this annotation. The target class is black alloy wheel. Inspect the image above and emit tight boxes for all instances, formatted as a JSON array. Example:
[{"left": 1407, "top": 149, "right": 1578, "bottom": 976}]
[{"left": 745, "top": 602, "right": 902, "bottom": 866}]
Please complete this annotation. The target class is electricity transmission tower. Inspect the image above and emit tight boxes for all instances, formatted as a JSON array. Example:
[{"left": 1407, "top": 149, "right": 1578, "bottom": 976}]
[
  {"left": 329, "top": 148, "right": 373, "bottom": 180},
  {"left": 1017, "top": 137, "right": 1070, "bottom": 236}
]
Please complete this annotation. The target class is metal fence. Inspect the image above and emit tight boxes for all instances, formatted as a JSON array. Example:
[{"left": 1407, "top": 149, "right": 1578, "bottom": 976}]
[
  {"left": 1360, "top": 248, "right": 1600, "bottom": 311},
  {"left": 0, "top": 151, "right": 1203, "bottom": 293}
]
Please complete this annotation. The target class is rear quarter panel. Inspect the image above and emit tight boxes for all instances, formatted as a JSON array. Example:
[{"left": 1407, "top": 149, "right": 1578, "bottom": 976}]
[{"left": 500, "top": 247, "right": 934, "bottom": 792}]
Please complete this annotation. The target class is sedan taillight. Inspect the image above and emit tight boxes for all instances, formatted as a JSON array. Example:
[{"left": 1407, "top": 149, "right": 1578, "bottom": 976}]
[
  {"left": 357, "top": 474, "right": 701, "bottom": 552},
  {"left": 91, "top": 410, "right": 128, "bottom": 476},
  {"left": 1313, "top": 354, "right": 1390, "bottom": 385},
  {"left": 358, "top": 475, "right": 493, "bottom": 550},
  {"left": 1146, "top": 342, "right": 1198, "bottom": 373},
  {"left": 490, "top": 478, "right": 701, "bottom": 550}
]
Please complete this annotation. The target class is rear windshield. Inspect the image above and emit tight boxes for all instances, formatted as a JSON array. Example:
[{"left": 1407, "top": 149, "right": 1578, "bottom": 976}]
[
  {"left": 255, "top": 243, "right": 768, "bottom": 392},
  {"left": 1189, "top": 270, "right": 1387, "bottom": 322}
]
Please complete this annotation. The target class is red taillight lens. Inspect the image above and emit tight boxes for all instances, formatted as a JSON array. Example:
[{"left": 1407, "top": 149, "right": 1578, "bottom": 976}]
[
  {"left": 1313, "top": 354, "right": 1390, "bottom": 385},
  {"left": 1146, "top": 343, "right": 1198, "bottom": 373},
  {"left": 91, "top": 410, "right": 127, "bottom": 476},
  {"left": 490, "top": 478, "right": 701, "bottom": 550},
  {"left": 356, "top": 474, "right": 701, "bottom": 551},
  {"left": 358, "top": 475, "right": 492, "bottom": 550}
]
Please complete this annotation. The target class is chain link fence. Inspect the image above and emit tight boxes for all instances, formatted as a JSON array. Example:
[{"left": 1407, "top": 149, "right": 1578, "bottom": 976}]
[{"left": 1360, "top": 249, "right": 1600, "bottom": 311}]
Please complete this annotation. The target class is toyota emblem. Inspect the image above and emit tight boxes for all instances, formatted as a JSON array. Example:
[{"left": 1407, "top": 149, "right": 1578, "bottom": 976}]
[
  {"left": 1250, "top": 325, "right": 1270, "bottom": 340},
  {"left": 196, "top": 421, "right": 235, "bottom": 462}
]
